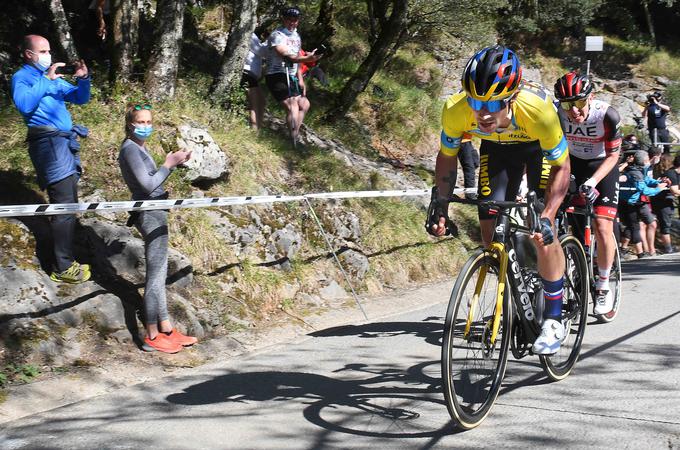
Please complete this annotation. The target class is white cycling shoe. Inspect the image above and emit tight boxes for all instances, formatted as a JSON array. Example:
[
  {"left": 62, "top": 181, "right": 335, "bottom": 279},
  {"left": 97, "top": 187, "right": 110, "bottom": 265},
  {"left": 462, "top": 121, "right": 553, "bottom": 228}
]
[
  {"left": 533, "top": 319, "right": 565, "bottom": 355},
  {"left": 593, "top": 290, "right": 614, "bottom": 315}
]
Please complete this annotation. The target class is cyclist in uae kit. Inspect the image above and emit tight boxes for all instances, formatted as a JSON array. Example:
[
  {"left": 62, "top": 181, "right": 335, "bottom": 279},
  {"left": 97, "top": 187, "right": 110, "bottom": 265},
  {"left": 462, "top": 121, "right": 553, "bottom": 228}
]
[
  {"left": 554, "top": 72, "right": 621, "bottom": 315},
  {"left": 427, "top": 45, "right": 572, "bottom": 355}
]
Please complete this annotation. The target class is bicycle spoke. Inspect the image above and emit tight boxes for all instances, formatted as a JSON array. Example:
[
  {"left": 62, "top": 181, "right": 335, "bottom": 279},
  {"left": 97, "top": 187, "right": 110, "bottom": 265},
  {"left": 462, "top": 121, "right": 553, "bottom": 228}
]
[{"left": 442, "top": 250, "right": 510, "bottom": 429}]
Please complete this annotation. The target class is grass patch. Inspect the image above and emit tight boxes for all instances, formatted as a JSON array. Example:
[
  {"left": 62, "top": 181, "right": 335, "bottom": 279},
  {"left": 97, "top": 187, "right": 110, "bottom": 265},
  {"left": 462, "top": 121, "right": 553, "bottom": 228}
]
[
  {"left": 665, "top": 83, "right": 680, "bottom": 114},
  {"left": 524, "top": 51, "right": 568, "bottom": 85},
  {"left": 0, "top": 364, "right": 41, "bottom": 386},
  {"left": 0, "top": 220, "right": 36, "bottom": 268},
  {"left": 640, "top": 50, "right": 680, "bottom": 80},
  {"left": 169, "top": 208, "right": 235, "bottom": 273}
]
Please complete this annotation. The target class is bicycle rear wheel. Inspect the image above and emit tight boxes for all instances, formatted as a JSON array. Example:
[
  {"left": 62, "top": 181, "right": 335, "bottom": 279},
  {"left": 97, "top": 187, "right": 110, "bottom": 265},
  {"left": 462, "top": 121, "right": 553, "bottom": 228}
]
[
  {"left": 441, "top": 248, "right": 511, "bottom": 429},
  {"left": 540, "top": 235, "right": 588, "bottom": 381},
  {"left": 591, "top": 233, "right": 622, "bottom": 323}
]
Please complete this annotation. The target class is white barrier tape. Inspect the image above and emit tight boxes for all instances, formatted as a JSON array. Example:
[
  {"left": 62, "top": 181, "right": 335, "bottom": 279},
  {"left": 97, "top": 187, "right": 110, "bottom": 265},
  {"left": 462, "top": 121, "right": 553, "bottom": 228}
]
[{"left": 0, "top": 188, "right": 476, "bottom": 218}]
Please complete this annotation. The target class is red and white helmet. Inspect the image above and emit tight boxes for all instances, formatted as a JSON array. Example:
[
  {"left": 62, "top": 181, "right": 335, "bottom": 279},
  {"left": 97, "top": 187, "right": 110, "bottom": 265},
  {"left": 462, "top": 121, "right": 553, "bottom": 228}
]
[{"left": 554, "top": 72, "right": 593, "bottom": 101}]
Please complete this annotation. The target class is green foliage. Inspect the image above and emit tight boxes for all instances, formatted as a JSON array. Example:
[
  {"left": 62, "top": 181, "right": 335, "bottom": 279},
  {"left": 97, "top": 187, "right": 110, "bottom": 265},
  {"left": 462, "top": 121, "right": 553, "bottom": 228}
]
[
  {"left": 296, "top": 150, "right": 368, "bottom": 192},
  {"left": 593, "top": 0, "right": 680, "bottom": 48},
  {"left": 368, "top": 74, "right": 443, "bottom": 145},
  {"left": 640, "top": 50, "right": 680, "bottom": 80},
  {"left": 665, "top": 83, "right": 680, "bottom": 115},
  {"left": 499, "top": 0, "right": 606, "bottom": 43},
  {"left": 0, "top": 364, "right": 41, "bottom": 386}
]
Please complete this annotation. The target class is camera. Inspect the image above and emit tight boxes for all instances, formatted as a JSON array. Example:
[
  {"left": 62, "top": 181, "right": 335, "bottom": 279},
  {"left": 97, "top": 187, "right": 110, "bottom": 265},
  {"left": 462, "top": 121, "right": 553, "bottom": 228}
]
[
  {"left": 647, "top": 92, "right": 662, "bottom": 103},
  {"left": 55, "top": 65, "right": 77, "bottom": 75},
  {"left": 316, "top": 44, "right": 332, "bottom": 57}
]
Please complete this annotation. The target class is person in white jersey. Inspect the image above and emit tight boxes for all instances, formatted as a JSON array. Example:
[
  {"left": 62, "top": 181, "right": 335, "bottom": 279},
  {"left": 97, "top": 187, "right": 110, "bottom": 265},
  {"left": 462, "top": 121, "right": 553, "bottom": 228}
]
[
  {"left": 264, "top": 6, "right": 321, "bottom": 148},
  {"left": 554, "top": 71, "right": 622, "bottom": 315},
  {"left": 241, "top": 32, "right": 268, "bottom": 130}
]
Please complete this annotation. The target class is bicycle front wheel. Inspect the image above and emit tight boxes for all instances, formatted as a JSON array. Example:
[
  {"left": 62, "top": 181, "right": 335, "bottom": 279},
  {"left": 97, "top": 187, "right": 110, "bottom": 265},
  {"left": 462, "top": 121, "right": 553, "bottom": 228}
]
[
  {"left": 540, "top": 235, "right": 589, "bottom": 381},
  {"left": 441, "top": 248, "right": 511, "bottom": 430},
  {"left": 591, "top": 233, "right": 622, "bottom": 323}
]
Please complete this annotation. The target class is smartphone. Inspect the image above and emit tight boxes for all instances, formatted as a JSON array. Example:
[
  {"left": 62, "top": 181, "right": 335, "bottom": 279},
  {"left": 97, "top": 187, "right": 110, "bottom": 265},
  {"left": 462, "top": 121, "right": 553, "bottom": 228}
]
[{"left": 55, "top": 65, "right": 77, "bottom": 75}]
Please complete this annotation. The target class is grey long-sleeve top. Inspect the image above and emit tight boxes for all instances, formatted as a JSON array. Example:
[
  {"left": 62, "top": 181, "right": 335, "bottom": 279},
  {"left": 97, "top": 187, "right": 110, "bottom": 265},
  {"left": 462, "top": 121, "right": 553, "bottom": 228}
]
[{"left": 118, "top": 138, "right": 170, "bottom": 200}]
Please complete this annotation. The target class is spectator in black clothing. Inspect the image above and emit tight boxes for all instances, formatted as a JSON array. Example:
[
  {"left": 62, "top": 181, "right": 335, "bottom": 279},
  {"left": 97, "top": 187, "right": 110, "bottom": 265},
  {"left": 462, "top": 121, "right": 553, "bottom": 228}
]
[
  {"left": 652, "top": 153, "right": 680, "bottom": 253},
  {"left": 642, "top": 92, "right": 672, "bottom": 153},
  {"left": 458, "top": 133, "right": 479, "bottom": 199}
]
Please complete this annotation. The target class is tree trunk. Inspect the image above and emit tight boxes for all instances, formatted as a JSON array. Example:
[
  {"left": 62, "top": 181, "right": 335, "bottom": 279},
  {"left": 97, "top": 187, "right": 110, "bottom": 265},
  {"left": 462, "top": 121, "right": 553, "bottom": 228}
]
[
  {"left": 144, "top": 0, "right": 187, "bottom": 101},
  {"left": 46, "top": 0, "right": 80, "bottom": 62},
  {"left": 640, "top": 0, "right": 657, "bottom": 48},
  {"left": 366, "top": 0, "right": 377, "bottom": 42},
  {"left": 366, "top": 0, "right": 390, "bottom": 42},
  {"left": 210, "top": 0, "right": 258, "bottom": 106},
  {"left": 329, "top": 0, "right": 408, "bottom": 119},
  {"left": 313, "top": 0, "right": 336, "bottom": 44},
  {"left": 110, "top": 0, "right": 140, "bottom": 83}
]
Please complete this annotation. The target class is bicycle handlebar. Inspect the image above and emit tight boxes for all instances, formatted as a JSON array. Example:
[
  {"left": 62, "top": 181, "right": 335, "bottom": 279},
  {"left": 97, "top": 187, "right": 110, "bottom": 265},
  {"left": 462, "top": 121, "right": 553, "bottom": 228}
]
[{"left": 446, "top": 190, "right": 543, "bottom": 233}]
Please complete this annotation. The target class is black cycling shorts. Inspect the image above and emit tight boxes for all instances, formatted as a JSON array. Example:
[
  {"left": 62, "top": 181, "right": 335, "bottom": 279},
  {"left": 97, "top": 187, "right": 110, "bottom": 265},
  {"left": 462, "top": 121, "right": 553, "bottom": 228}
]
[
  {"left": 569, "top": 156, "right": 619, "bottom": 220},
  {"left": 265, "top": 72, "right": 302, "bottom": 102},
  {"left": 477, "top": 140, "right": 550, "bottom": 220},
  {"left": 240, "top": 71, "right": 259, "bottom": 89}
]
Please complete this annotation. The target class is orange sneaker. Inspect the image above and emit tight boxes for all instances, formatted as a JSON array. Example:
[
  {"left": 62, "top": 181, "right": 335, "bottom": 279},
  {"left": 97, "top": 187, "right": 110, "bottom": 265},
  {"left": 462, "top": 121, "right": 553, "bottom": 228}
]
[
  {"left": 164, "top": 329, "right": 198, "bottom": 347},
  {"left": 143, "top": 333, "right": 183, "bottom": 354}
]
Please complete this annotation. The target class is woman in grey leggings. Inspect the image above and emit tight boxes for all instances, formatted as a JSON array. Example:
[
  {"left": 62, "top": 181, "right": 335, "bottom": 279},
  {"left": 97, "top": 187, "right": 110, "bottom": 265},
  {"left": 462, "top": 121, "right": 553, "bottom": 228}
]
[{"left": 118, "top": 103, "right": 196, "bottom": 353}]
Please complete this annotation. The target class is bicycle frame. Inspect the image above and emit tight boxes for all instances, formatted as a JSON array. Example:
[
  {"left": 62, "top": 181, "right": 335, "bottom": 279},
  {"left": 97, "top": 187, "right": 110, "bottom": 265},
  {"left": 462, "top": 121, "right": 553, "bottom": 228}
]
[{"left": 457, "top": 197, "right": 542, "bottom": 348}]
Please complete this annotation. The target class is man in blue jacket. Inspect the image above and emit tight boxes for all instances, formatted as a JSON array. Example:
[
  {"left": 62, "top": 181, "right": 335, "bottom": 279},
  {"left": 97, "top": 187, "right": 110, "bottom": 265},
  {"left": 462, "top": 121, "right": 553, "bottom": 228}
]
[{"left": 11, "top": 34, "right": 91, "bottom": 283}]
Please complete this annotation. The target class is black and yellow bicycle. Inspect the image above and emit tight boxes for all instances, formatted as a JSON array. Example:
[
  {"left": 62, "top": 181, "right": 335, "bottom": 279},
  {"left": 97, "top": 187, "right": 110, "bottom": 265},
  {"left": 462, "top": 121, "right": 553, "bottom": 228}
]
[{"left": 440, "top": 192, "right": 589, "bottom": 430}]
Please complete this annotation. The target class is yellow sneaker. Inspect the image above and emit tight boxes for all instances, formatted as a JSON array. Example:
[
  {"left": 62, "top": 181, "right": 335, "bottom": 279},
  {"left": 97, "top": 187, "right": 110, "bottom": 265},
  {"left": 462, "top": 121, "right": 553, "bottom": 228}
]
[{"left": 50, "top": 261, "right": 91, "bottom": 284}]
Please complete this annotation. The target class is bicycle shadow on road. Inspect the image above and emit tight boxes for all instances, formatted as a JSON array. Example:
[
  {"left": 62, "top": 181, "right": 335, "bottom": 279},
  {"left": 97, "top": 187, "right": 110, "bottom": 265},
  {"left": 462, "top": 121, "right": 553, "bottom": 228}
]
[
  {"left": 308, "top": 318, "right": 444, "bottom": 348},
  {"left": 166, "top": 360, "right": 461, "bottom": 443}
]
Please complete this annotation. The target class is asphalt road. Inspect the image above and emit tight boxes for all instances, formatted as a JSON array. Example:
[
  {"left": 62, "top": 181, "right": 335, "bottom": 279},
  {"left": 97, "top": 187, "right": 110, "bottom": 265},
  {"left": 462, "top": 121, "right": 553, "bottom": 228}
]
[{"left": 1, "top": 255, "right": 679, "bottom": 449}]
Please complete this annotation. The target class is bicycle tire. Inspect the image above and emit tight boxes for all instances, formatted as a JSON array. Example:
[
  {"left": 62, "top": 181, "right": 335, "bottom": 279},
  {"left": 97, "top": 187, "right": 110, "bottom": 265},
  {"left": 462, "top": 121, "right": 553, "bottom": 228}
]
[
  {"left": 441, "top": 248, "right": 511, "bottom": 430},
  {"left": 591, "top": 233, "right": 622, "bottom": 323},
  {"left": 540, "top": 235, "right": 588, "bottom": 381}
]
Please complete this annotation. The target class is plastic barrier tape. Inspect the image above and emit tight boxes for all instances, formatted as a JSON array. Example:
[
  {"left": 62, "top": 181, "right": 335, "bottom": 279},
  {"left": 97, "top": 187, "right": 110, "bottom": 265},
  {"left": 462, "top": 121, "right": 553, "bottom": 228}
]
[{"left": 0, "top": 189, "right": 477, "bottom": 218}]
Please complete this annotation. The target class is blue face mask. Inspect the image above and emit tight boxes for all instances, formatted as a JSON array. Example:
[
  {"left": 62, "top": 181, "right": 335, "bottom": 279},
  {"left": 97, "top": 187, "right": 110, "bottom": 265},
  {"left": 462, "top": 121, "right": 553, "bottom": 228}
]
[{"left": 133, "top": 125, "right": 153, "bottom": 140}]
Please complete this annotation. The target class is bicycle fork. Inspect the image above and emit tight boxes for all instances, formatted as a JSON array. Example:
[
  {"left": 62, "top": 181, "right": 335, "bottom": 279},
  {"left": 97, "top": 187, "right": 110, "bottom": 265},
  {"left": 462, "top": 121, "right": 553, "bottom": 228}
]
[{"left": 464, "top": 242, "right": 508, "bottom": 346}]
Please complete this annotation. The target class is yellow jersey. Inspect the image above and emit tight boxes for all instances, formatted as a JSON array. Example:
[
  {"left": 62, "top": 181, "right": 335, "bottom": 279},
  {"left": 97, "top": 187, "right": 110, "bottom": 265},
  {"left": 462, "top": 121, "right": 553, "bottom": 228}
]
[{"left": 440, "top": 82, "right": 568, "bottom": 166}]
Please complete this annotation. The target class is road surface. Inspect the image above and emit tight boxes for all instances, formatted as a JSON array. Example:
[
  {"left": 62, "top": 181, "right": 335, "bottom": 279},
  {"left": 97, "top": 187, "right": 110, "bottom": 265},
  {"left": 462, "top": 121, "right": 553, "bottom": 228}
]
[{"left": 1, "top": 255, "right": 679, "bottom": 449}]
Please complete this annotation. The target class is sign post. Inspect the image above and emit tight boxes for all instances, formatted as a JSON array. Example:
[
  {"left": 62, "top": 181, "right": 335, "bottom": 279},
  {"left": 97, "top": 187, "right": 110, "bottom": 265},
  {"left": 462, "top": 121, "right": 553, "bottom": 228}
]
[{"left": 585, "top": 36, "right": 604, "bottom": 76}]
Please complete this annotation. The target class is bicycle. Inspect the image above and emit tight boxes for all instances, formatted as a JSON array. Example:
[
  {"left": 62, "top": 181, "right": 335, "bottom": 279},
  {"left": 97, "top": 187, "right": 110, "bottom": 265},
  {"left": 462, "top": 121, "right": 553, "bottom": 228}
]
[
  {"left": 556, "top": 191, "right": 622, "bottom": 323},
  {"left": 440, "top": 192, "right": 589, "bottom": 430}
]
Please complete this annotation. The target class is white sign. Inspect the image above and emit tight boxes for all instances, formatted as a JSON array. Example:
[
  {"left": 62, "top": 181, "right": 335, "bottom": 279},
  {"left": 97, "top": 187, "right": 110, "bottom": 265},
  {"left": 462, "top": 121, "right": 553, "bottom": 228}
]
[{"left": 585, "top": 36, "right": 604, "bottom": 52}]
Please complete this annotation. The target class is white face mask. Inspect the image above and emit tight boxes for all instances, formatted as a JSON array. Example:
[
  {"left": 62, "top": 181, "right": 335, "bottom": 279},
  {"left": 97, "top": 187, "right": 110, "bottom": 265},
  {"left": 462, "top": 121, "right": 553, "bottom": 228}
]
[{"left": 28, "top": 50, "right": 51, "bottom": 70}]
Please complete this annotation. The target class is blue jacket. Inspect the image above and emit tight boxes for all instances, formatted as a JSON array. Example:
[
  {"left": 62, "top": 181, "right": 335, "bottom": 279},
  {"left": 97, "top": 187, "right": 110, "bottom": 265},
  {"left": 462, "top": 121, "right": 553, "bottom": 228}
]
[
  {"left": 11, "top": 63, "right": 90, "bottom": 131},
  {"left": 26, "top": 125, "right": 88, "bottom": 189},
  {"left": 11, "top": 64, "right": 91, "bottom": 188},
  {"left": 620, "top": 165, "right": 662, "bottom": 205}
]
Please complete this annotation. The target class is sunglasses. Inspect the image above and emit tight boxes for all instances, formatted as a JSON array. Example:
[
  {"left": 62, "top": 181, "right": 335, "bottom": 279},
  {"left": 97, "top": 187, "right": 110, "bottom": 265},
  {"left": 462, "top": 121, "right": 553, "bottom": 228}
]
[
  {"left": 559, "top": 98, "right": 588, "bottom": 110},
  {"left": 133, "top": 104, "right": 152, "bottom": 110},
  {"left": 466, "top": 96, "right": 511, "bottom": 113}
]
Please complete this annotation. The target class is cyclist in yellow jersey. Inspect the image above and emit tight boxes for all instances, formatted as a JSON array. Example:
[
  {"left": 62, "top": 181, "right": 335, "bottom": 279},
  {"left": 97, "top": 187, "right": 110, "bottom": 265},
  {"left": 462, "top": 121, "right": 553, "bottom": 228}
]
[{"left": 426, "top": 45, "right": 572, "bottom": 355}]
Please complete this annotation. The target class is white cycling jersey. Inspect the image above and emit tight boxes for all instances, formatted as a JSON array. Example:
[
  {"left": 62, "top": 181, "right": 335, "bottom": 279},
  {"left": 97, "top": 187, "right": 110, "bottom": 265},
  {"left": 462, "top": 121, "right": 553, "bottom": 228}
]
[{"left": 558, "top": 99, "right": 622, "bottom": 160}]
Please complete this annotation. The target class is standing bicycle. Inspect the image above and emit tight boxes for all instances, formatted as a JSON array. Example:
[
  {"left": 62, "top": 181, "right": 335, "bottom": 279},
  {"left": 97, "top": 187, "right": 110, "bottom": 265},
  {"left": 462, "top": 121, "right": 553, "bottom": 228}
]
[
  {"left": 554, "top": 72, "right": 622, "bottom": 318},
  {"left": 436, "top": 191, "right": 589, "bottom": 429},
  {"left": 430, "top": 45, "right": 571, "bottom": 355}
]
